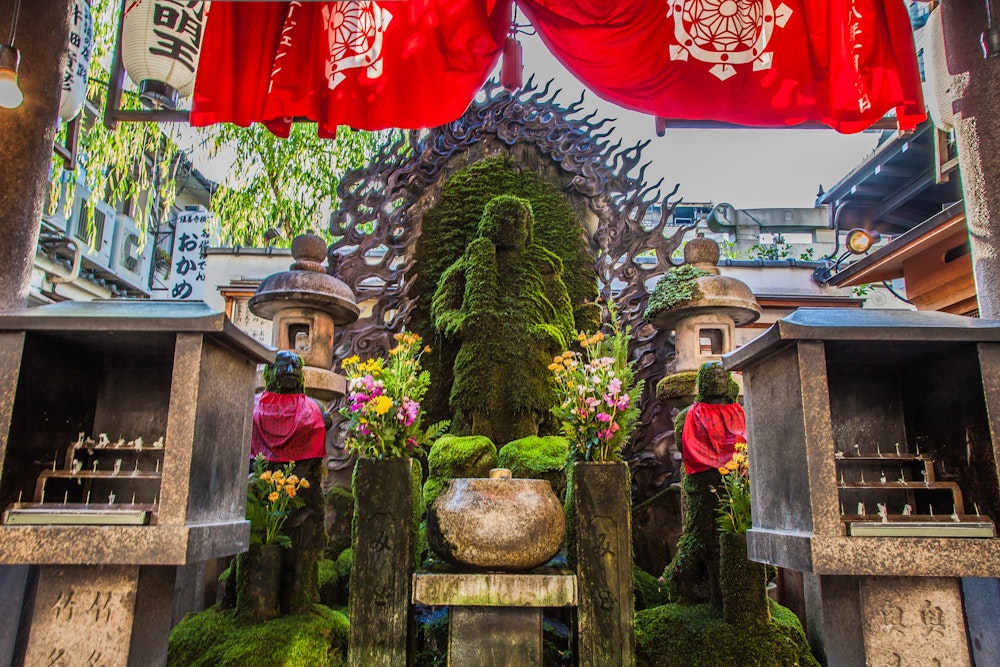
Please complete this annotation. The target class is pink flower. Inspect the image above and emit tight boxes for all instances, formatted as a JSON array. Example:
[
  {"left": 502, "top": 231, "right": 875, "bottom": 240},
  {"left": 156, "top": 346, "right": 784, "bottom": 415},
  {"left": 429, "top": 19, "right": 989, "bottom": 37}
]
[
  {"left": 396, "top": 398, "right": 420, "bottom": 426},
  {"left": 607, "top": 378, "right": 622, "bottom": 395},
  {"left": 596, "top": 412, "right": 612, "bottom": 423},
  {"left": 358, "top": 424, "right": 371, "bottom": 436},
  {"left": 406, "top": 437, "right": 418, "bottom": 449},
  {"left": 597, "top": 428, "right": 615, "bottom": 441}
]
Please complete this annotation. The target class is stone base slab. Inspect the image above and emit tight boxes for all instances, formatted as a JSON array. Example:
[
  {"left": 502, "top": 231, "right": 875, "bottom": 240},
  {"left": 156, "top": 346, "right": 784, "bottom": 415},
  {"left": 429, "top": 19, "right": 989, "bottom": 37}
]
[{"left": 412, "top": 570, "right": 576, "bottom": 607}]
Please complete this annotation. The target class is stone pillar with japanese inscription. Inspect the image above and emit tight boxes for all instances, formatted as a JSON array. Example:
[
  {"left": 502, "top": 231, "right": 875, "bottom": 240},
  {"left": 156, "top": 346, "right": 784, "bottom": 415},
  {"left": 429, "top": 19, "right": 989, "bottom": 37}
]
[
  {"left": 348, "top": 458, "right": 421, "bottom": 667},
  {"left": 571, "top": 462, "right": 635, "bottom": 667}
]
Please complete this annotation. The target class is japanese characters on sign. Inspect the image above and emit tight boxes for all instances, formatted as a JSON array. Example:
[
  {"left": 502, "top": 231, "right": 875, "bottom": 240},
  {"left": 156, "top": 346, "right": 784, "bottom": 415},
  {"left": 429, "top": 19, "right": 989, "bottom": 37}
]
[
  {"left": 167, "top": 210, "right": 209, "bottom": 301},
  {"left": 58, "top": 0, "right": 93, "bottom": 122}
]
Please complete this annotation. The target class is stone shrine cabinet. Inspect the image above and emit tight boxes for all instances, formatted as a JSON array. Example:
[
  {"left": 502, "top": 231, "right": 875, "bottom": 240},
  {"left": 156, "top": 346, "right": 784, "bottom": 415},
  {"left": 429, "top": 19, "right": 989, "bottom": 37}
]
[
  {"left": 724, "top": 308, "right": 1000, "bottom": 667},
  {"left": 0, "top": 300, "right": 273, "bottom": 667}
]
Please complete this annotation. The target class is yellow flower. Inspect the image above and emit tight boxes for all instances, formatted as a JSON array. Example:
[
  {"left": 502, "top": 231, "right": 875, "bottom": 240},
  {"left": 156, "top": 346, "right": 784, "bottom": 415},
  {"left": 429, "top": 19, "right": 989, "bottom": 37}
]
[
  {"left": 390, "top": 346, "right": 402, "bottom": 356},
  {"left": 562, "top": 351, "right": 574, "bottom": 359},
  {"left": 577, "top": 332, "right": 587, "bottom": 342},
  {"left": 734, "top": 441, "right": 747, "bottom": 452},
  {"left": 272, "top": 471, "right": 285, "bottom": 484},
  {"left": 393, "top": 332, "right": 404, "bottom": 341},
  {"left": 287, "top": 475, "right": 299, "bottom": 485},
  {"left": 725, "top": 459, "right": 739, "bottom": 472},
  {"left": 285, "top": 485, "right": 296, "bottom": 497},
  {"left": 299, "top": 479, "right": 310, "bottom": 489},
  {"left": 341, "top": 355, "right": 360, "bottom": 369},
  {"left": 732, "top": 452, "right": 747, "bottom": 465},
  {"left": 372, "top": 395, "right": 393, "bottom": 415},
  {"left": 260, "top": 471, "right": 272, "bottom": 482},
  {"left": 718, "top": 467, "right": 729, "bottom": 475},
  {"left": 424, "top": 345, "right": 432, "bottom": 354},
  {"left": 580, "top": 339, "right": 589, "bottom": 348},
  {"left": 268, "top": 491, "right": 280, "bottom": 502}
]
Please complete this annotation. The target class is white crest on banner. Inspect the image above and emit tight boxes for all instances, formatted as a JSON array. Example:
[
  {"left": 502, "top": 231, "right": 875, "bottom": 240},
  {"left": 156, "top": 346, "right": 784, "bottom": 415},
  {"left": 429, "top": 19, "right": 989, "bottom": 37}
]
[
  {"left": 667, "top": 0, "right": 792, "bottom": 81},
  {"left": 323, "top": 2, "right": 393, "bottom": 91},
  {"left": 167, "top": 209, "right": 210, "bottom": 301}
]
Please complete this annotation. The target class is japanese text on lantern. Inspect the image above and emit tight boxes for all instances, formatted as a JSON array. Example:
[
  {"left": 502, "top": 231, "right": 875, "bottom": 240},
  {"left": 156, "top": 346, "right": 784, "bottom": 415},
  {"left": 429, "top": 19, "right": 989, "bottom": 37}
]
[
  {"left": 63, "top": 1, "right": 93, "bottom": 94},
  {"left": 149, "top": 0, "right": 206, "bottom": 73}
]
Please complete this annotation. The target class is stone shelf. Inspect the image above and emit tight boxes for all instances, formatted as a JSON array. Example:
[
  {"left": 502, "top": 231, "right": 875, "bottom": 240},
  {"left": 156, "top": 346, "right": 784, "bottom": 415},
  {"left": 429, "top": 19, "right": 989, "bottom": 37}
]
[
  {"left": 412, "top": 568, "right": 577, "bottom": 607},
  {"left": 2, "top": 503, "right": 157, "bottom": 526}
]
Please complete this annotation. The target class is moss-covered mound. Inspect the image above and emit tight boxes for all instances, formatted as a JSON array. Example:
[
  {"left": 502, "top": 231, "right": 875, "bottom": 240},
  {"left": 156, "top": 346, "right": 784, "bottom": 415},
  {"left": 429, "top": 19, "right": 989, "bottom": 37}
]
[
  {"left": 497, "top": 435, "right": 570, "bottom": 501},
  {"left": 634, "top": 600, "right": 819, "bottom": 667},
  {"left": 411, "top": 156, "right": 599, "bottom": 423},
  {"left": 634, "top": 566, "right": 672, "bottom": 611},
  {"left": 427, "top": 435, "right": 498, "bottom": 479},
  {"left": 655, "top": 371, "right": 698, "bottom": 402},
  {"left": 424, "top": 435, "right": 497, "bottom": 508},
  {"left": 318, "top": 549, "right": 353, "bottom": 609},
  {"left": 168, "top": 604, "right": 349, "bottom": 667},
  {"left": 324, "top": 485, "right": 354, "bottom": 559}
]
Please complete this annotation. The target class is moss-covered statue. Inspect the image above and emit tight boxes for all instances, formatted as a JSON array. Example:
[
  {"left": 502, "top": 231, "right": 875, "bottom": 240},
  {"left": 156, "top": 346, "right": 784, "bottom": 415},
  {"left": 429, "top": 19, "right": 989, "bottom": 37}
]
[
  {"left": 431, "top": 194, "right": 575, "bottom": 444},
  {"left": 248, "top": 350, "right": 331, "bottom": 614},
  {"left": 665, "top": 361, "right": 745, "bottom": 606}
]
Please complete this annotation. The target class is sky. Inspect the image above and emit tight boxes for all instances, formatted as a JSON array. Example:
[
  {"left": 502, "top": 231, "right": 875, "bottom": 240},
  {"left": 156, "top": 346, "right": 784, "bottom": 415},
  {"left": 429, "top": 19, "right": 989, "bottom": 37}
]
[{"left": 196, "top": 30, "right": 883, "bottom": 213}]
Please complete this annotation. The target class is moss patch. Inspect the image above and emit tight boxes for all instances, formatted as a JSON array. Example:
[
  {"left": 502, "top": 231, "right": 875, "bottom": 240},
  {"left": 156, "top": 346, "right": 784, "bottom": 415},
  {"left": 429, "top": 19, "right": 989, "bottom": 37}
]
[
  {"left": 497, "top": 435, "right": 570, "bottom": 501},
  {"left": 318, "top": 549, "right": 353, "bottom": 609},
  {"left": 324, "top": 485, "right": 354, "bottom": 559},
  {"left": 634, "top": 566, "right": 672, "bottom": 611},
  {"left": 634, "top": 599, "right": 818, "bottom": 667},
  {"left": 427, "top": 435, "right": 498, "bottom": 479},
  {"left": 643, "top": 265, "right": 709, "bottom": 323},
  {"left": 656, "top": 372, "right": 698, "bottom": 401},
  {"left": 167, "top": 604, "right": 349, "bottom": 667}
]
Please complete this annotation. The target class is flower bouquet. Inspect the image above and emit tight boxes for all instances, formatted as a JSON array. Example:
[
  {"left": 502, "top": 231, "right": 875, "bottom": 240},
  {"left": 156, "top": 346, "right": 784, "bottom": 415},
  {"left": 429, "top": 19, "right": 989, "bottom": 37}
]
[
  {"left": 339, "top": 332, "right": 447, "bottom": 460},
  {"left": 716, "top": 441, "right": 751, "bottom": 534},
  {"left": 246, "top": 454, "right": 310, "bottom": 548},
  {"left": 550, "top": 304, "right": 644, "bottom": 462}
]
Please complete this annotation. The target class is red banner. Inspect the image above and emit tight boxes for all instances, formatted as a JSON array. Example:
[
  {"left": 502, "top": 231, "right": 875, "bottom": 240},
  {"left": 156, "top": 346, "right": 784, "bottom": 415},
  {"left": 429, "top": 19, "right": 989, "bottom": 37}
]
[
  {"left": 517, "top": 0, "right": 925, "bottom": 133},
  {"left": 191, "top": 0, "right": 512, "bottom": 137}
]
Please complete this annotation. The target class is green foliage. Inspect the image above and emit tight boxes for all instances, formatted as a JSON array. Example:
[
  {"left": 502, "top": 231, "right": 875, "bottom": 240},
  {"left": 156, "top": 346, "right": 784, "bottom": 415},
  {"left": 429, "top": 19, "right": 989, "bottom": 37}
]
[
  {"left": 852, "top": 283, "right": 874, "bottom": 297},
  {"left": 431, "top": 194, "right": 577, "bottom": 442},
  {"left": 207, "top": 123, "right": 387, "bottom": 246},
  {"left": 748, "top": 233, "right": 792, "bottom": 260},
  {"left": 551, "top": 302, "right": 644, "bottom": 462},
  {"left": 695, "top": 362, "right": 734, "bottom": 403},
  {"left": 634, "top": 566, "right": 672, "bottom": 611},
  {"left": 318, "top": 549, "right": 353, "bottom": 609},
  {"left": 412, "top": 157, "right": 598, "bottom": 424},
  {"left": 634, "top": 599, "right": 819, "bottom": 667},
  {"left": 643, "top": 265, "right": 710, "bottom": 322},
  {"left": 798, "top": 247, "right": 815, "bottom": 261},
  {"left": 167, "top": 604, "right": 349, "bottom": 667},
  {"left": 246, "top": 456, "right": 309, "bottom": 548}
]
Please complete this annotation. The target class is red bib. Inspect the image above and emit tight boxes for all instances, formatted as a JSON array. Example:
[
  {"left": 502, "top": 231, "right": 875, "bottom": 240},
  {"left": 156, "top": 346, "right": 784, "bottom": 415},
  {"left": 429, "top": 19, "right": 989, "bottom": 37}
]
[
  {"left": 681, "top": 401, "right": 746, "bottom": 475},
  {"left": 251, "top": 391, "right": 326, "bottom": 463}
]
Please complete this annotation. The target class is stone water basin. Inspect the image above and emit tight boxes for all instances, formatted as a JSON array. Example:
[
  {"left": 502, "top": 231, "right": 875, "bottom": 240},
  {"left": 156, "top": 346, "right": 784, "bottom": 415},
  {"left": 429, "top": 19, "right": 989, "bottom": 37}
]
[{"left": 427, "top": 469, "right": 565, "bottom": 570}]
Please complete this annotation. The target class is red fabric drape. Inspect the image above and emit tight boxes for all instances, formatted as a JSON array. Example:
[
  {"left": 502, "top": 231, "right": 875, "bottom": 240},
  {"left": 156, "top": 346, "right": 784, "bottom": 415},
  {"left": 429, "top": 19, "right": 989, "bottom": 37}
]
[
  {"left": 681, "top": 401, "right": 747, "bottom": 475},
  {"left": 191, "top": 0, "right": 512, "bottom": 137},
  {"left": 251, "top": 391, "right": 327, "bottom": 462},
  {"left": 517, "top": 0, "right": 926, "bottom": 133}
]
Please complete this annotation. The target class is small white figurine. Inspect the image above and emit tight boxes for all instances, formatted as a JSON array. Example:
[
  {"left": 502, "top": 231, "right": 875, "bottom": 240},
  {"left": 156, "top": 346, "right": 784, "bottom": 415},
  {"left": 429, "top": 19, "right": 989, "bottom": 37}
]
[
  {"left": 894, "top": 442, "right": 901, "bottom": 456},
  {"left": 834, "top": 451, "right": 845, "bottom": 460},
  {"left": 113, "top": 459, "right": 122, "bottom": 475},
  {"left": 880, "top": 470, "right": 887, "bottom": 483},
  {"left": 152, "top": 436, "right": 164, "bottom": 449},
  {"left": 73, "top": 432, "right": 85, "bottom": 449},
  {"left": 107, "top": 490, "right": 115, "bottom": 504},
  {"left": 92, "top": 461, "right": 99, "bottom": 473},
  {"left": 114, "top": 437, "right": 126, "bottom": 449},
  {"left": 876, "top": 442, "right": 883, "bottom": 457},
  {"left": 132, "top": 437, "right": 143, "bottom": 450},
  {"left": 877, "top": 503, "right": 888, "bottom": 523},
  {"left": 902, "top": 504, "right": 912, "bottom": 516},
  {"left": 97, "top": 433, "right": 110, "bottom": 448},
  {"left": 858, "top": 502, "right": 866, "bottom": 516},
  {"left": 71, "top": 459, "right": 83, "bottom": 475}
]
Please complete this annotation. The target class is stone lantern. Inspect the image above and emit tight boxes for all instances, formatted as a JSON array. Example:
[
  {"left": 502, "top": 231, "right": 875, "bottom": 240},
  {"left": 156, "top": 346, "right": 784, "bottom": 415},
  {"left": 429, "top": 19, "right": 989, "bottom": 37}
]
[
  {"left": 248, "top": 233, "right": 360, "bottom": 401},
  {"left": 651, "top": 234, "right": 761, "bottom": 375}
]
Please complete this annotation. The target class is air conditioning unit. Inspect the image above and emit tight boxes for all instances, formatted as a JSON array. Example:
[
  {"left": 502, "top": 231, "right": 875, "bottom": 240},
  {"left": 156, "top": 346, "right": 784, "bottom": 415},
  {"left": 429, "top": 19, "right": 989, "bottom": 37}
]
[
  {"left": 921, "top": 6, "right": 959, "bottom": 133},
  {"left": 110, "top": 212, "right": 152, "bottom": 283},
  {"left": 72, "top": 199, "right": 115, "bottom": 268}
]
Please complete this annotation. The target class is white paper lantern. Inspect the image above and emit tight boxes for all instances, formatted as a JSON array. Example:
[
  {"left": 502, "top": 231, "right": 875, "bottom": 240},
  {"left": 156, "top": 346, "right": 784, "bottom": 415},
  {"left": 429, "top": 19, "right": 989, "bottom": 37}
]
[
  {"left": 121, "top": 0, "right": 209, "bottom": 110},
  {"left": 58, "top": 0, "right": 93, "bottom": 122}
]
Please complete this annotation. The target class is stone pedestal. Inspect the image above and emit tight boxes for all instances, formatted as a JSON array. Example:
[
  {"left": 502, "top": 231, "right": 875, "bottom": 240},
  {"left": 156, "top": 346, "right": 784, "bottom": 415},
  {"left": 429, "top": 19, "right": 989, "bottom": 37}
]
[
  {"left": 412, "top": 569, "right": 577, "bottom": 667},
  {"left": 806, "top": 574, "right": 972, "bottom": 667},
  {"left": 23, "top": 564, "right": 176, "bottom": 667},
  {"left": 572, "top": 462, "right": 634, "bottom": 667},
  {"left": 349, "top": 458, "right": 420, "bottom": 667}
]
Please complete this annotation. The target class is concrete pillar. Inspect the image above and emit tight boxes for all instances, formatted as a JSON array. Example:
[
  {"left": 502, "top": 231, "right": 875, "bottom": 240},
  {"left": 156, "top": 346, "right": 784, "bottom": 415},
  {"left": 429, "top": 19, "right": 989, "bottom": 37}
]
[
  {"left": 0, "top": 0, "right": 72, "bottom": 311},
  {"left": 941, "top": 0, "right": 1000, "bottom": 318}
]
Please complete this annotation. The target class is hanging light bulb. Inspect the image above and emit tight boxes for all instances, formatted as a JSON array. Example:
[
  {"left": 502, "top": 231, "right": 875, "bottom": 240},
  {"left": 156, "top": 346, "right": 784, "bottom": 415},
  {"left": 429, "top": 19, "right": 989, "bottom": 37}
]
[
  {"left": 0, "top": 44, "right": 21, "bottom": 108},
  {"left": 0, "top": 0, "right": 21, "bottom": 109}
]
